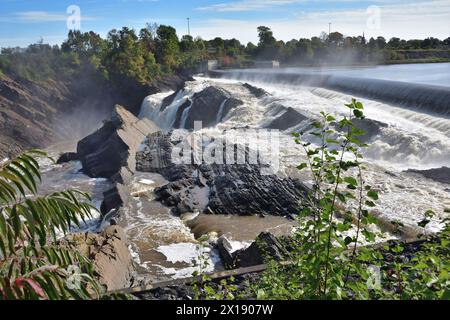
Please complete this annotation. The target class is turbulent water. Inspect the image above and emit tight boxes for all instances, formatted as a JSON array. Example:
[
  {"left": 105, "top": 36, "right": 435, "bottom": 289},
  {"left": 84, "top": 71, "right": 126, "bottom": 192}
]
[
  {"left": 139, "top": 74, "right": 450, "bottom": 232},
  {"left": 36, "top": 64, "right": 450, "bottom": 281}
]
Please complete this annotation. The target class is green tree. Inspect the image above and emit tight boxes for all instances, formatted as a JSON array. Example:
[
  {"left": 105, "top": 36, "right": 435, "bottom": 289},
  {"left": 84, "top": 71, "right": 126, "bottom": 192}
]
[
  {"left": 257, "top": 26, "right": 278, "bottom": 59},
  {"left": 155, "top": 25, "right": 180, "bottom": 73}
]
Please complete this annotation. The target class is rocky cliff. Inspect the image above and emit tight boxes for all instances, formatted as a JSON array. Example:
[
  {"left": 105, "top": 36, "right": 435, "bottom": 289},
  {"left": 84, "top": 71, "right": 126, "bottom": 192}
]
[{"left": 0, "top": 72, "right": 191, "bottom": 158}]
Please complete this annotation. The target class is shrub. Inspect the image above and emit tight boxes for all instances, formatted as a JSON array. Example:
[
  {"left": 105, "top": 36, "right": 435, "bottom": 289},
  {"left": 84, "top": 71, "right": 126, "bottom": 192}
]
[{"left": 0, "top": 151, "right": 101, "bottom": 300}]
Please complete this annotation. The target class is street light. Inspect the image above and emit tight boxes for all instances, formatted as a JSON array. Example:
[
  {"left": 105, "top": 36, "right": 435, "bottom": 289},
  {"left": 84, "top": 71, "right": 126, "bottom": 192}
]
[{"left": 187, "top": 18, "right": 190, "bottom": 36}]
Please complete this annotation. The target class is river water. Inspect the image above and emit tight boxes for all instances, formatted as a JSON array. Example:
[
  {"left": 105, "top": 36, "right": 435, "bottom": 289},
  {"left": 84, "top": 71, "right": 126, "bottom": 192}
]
[
  {"left": 37, "top": 63, "right": 450, "bottom": 281},
  {"left": 269, "top": 63, "right": 450, "bottom": 87}
]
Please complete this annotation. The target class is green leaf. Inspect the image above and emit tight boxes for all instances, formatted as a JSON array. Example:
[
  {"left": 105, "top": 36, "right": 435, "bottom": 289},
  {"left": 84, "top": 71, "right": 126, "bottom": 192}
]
[
  {"left": 344, "top": 177, "right": 357, "bottom": 186},
  {"left": 353, "top": 109, "right": 364, "bottom": 118},
  {"left": 367, "top": 190, "right": 379, "bottom": 200},
  {"left": 344, "top": 236, "right": 353, "bottom": 245}
]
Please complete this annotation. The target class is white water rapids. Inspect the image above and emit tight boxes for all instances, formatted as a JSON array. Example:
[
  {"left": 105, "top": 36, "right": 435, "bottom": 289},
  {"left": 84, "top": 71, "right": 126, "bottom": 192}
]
[
  {"left": 36, "top": 65, "right": 449, "bottom": 281},
  {"left": 140, "top": 75, "right": 450, "bottom": 231}
]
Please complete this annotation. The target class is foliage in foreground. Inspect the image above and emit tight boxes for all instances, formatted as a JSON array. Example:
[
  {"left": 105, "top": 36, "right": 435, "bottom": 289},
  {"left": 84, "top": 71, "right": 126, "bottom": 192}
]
[
  {"left": 193, "top": 100, "right": 449, "bottom": 300},
  {"left": 0, "top": 151, "right": 102, "bottom": 300},
  {"left": 257, "top": 100, "right": 449, "bottom": 300}
]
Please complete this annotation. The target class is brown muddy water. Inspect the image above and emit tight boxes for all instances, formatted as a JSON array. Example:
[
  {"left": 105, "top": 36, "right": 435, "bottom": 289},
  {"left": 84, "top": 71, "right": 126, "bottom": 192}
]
[
  {"left": 37, "top": 142, "right": 296, "bottom": 281},
  {"left": 124, "top": 172, "right": 297, "bottom": 281}
]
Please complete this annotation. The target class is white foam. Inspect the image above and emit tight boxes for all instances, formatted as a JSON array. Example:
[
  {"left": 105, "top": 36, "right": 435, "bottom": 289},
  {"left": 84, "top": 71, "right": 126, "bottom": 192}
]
[{"left": 139, "top": 179, "right": 155, "bottom": 185}]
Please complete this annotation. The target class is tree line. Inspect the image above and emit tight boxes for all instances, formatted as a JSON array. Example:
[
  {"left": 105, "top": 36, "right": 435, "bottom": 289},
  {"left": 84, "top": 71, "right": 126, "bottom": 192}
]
[{"left": 1, "top": 23, "right": 449, "bottom": 84}]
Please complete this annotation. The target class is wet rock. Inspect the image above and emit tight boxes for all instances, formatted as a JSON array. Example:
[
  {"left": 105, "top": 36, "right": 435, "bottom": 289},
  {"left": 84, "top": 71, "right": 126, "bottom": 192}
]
[
  {"left": 264, "top": 107, "right": 308, "bottom": 130},
  {"left": 406, "top": 166, "right": 450, "bottom": 184},
  {"left": 136, "top": 132, "right": 309, "bottom": 216},
  {"left": 337, "top": 118, "right": 388, "bottom": 143},
  {"left": 172, "top": 98, "right": 192, "bottom": 129},
  {"left": 160, "top": 90, "right": 181, "bottom": 112},
  {"left": 216, "top": 236, "right": 235, "bottom": 268},
  {"left": 264, "top": 103, "right": 288, "bottom": 117},
  {"left": 174, "top": 86, "right": 243, "bottom": 129},
  {"left": 243, "top": 83, "right": 268, "bottom": 98},
  {"left": 56, "top": 152, "right": 79, "bottom": 164},
  {"left": 217, "top": 232, "right": 289, "bottom": 269},
  {"left": 100, "top": 183, "right": 130, "bottom": 216},
  {"left": 60, "top": 226, "right": 134, "bottom": 291},
  {"left": 77, "top": 105, "right": 159, "bottom": 184}
]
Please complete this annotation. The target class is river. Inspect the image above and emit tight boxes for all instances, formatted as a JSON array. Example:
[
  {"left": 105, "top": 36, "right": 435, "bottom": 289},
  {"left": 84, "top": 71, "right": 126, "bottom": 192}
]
[{"left": 38, "top": 62, "right": 450, "bottom": 281}]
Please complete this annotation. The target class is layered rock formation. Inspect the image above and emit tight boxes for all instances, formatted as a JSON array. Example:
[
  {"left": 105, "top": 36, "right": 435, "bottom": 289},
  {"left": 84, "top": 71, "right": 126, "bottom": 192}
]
[
  {"left": 264, "top": 107, "right": 308, "bottom": 130},
  {"left": 75, "top": 105, "right": 160, "bottom": 216},
  {"left": 136, "top": 131, "right": 309, "bottom": 217},
  {"left": 60, "top": 226, "right": 134, "bottom": 291},
  {"left": 77, "top": 105, "right": 159, "bottom": 183}
]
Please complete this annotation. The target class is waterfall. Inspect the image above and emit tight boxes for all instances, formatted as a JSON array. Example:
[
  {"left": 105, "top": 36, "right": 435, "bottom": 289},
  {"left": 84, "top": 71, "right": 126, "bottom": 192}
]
[
  {"left": 213, "top": 70, "right": 450, "bottom": 117},
  {"left": 140, "top": 90, "right": 190, "bottom": 131},
  {"left": 180, "top": 101, "right": 192, "bottom": 129},
  {"left": 216, "top": 98, "right": 229, "bottom": 123}
]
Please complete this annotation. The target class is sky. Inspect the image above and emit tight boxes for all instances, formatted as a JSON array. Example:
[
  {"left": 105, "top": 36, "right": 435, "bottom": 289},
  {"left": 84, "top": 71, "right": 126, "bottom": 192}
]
[{"left": 0, "top": 0, "right": 449, "bottom": 48}]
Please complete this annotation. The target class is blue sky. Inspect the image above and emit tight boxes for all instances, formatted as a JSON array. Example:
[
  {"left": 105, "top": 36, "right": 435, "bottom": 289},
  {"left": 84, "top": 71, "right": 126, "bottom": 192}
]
[{"left": 1, "top": 0, "right": 449, "bottom": 48}]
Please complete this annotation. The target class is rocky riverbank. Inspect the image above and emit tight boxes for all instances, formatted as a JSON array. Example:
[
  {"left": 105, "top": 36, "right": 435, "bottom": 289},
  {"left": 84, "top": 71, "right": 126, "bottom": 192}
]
[{"left": 0, "top": 71, "right": 191, "bottom": 158}]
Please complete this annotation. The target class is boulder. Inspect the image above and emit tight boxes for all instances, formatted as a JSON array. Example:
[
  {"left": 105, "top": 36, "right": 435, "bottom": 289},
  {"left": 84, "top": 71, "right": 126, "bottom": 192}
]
[
  {"left": 337, "top": 118, "right": 388, "bottom": 143},
  {"left": 77, "top": 105, "right": 160, "bottom": 184},
  {"left": 406, "top": 166, "right": 450, "bottom": 184},
  {"left": 243, "top": 83, "right": 268, "bottom": 98},
  {"left": 217, "top": 232, "right": 289, "bottom": 269},
  {"left": 216, "top": 236, "right": 235, "bottom": 268},
  {"left": 56, "top": 152, "right": 79, "bottom": 164},
  {"left": 174, "top": 86, "right": 243, "bottom": 129},
  {"left": 100, "top": 183, "right": 130, "bottom": 216},
  {"left": 264, "top": 107, "right": 308, "bottom": 130},
  {"left": 59, "top": 226, "right": 134, "bottom": 291}
]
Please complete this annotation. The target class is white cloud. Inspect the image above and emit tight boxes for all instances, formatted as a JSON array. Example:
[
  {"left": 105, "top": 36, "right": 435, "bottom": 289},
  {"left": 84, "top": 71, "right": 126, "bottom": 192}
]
[
  {"left": 191, "top": 0, "right": 450, "bottom": 41},
  {"left": 197, "top": 0, "right": 306, "bottom": 12},
  {"left": 0, "top": 11, "right": 96, "bottom": 23}
]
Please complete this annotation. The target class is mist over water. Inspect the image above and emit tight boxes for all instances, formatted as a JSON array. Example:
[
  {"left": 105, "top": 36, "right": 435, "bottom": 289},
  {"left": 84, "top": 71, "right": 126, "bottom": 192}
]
[{"left": 277, "top": 63, "right": 450, "bottom": 87}]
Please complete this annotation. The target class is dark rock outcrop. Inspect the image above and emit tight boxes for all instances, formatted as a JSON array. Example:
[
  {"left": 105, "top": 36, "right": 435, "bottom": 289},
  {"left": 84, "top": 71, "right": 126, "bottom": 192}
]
[
  {"left": 173, "top": 86, "right": 243, "bottom": 129},
  {"left": 60, "top": 226, "right": 134, "bottom": 291},
  {"left": 264, "top": 107, "right": 308, "bottom": 130},
  {"left": 100, "top": 183, "right": 130, "bottom": 216},
  {"left": 160, "top": 90, "right": 180, "bottom": 112},
  {"left": 77, "top": 105, "right": 159, "bottom": 183},
  {"left": 76, "top": 105, "right": 159, "bottom": 216},
  {"left": 406, "top": 166, "right": 450, "bottom": 184},
  {"left": 351, "top": 118, "right": 388, "bottom": 142},
  {"left": 217, "top": 232, "right": 289, "bottom": 269},
  {"left": 56, "top": 152, "right": 79, "bottom": 164},
  {"left": 136, "top": 132, "right": 309, "bottom": 216},
  {"left": 243, "top": 83, "right": 268, "bottom": 98}
]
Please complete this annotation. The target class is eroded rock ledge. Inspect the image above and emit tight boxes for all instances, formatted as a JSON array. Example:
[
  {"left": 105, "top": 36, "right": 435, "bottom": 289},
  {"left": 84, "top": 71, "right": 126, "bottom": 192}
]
[
  {"left": 136, "top": 131, "right": 309, "bottom": 217},
  {"left": 60, "top": 226, "right": 134, "bottom": 291},
  {"left": 406, "top": 166, "right": 450, "bottom": 185}
]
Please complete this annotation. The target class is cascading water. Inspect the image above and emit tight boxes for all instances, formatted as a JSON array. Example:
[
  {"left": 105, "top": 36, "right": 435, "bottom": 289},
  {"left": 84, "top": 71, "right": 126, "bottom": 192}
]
[
  {"left": 213, "top": 64, "right": 450, "bottom": 117},
  {"left": 129, "top": 65, "right": 450, "bottom": 279},
  {"left": 216, "top": 98, "right": 229, "bottom": 123}
]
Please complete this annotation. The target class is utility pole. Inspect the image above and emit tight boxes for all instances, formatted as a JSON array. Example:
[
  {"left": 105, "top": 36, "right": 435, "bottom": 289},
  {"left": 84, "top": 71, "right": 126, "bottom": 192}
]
[
  {"left": 187, "top": 18, "right": 190, "bottom": 36},
  {"left": 328, "top": 22, "right": 331, "bottom": 37}
]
